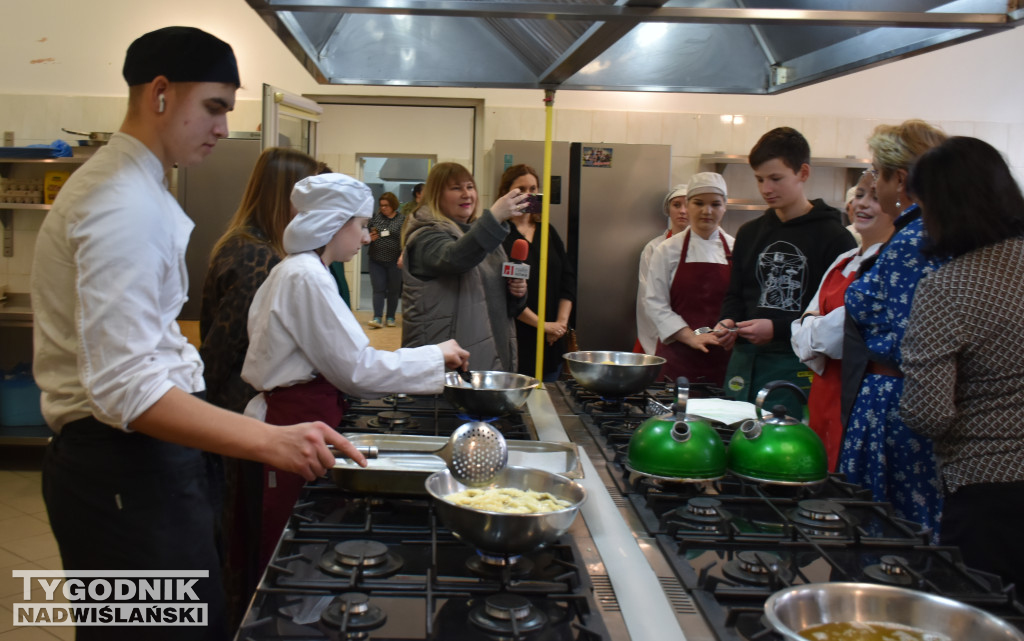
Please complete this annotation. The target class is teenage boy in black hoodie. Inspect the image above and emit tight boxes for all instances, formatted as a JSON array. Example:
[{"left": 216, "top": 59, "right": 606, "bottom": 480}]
[{"left": 713, "top": 127, "right": 856, "bottom": 414}]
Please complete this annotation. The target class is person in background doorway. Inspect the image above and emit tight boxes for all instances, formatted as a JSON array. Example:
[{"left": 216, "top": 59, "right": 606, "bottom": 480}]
[
  {"left": 242, "top": 173, "right": 469, "bottom": 569},
  {"left": 840, "top": 119, "right": 947, "bottom": 538},
  {"left": 635, "top": 184, "right": 688, "bottom": 355},
  {"left": 367, "top": 191, "right": 404, "bottom": 328},
  {"left": 789, "top": 169, "right": 892, "bottom": 471},
  {"left": 397, "top": 182, "right": 425, "bottom": 269},
  {"left": 901, "top": 136, "right": 1024, "bottom": 590},
  {"left": 645, "top": 173, "right": 734, "bottom": 388},
  {"left": 30, "top": 27, "right": 366, "bottom": 641},
  {"left": 399, "top": 182, "right": 425, "bottom": 217},
  {"left": 716, "top": 127, "right": 856, "bottom": 415},
  {"left": 499, "top": 164, "right": 576, "bottom": 381},
  {"left": 199, "top": 146, "right": 319, "bottom": 629},
  {"left": 401, "top": 162, "right": 529, "bottom": 371}
]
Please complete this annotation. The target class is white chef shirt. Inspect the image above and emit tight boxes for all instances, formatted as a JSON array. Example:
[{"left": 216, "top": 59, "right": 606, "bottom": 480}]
[
  {"left": 242, "top": 252, "right": 444, "bottom": 420},
  {"left": 636, "top": 230, "right": 672, "bottom": 354},
  {"left": 789, "top": 243, "right": 881, "bottom": 375},
  {"left": 31, "top": 133, "right": 204, "bottom": 432},
  {"left": 644, "top": 228, "right": 735, "bottom": 345}
]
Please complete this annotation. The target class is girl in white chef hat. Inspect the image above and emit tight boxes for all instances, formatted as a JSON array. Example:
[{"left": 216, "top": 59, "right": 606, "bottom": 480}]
[{"left": 241, "top": 173, "right": 470, "bottom": 568}]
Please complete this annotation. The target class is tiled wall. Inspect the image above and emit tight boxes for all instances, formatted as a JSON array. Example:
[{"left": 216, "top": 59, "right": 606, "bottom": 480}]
[{"left": 3, "top": 93, "right": 1023, "bottom": 293}]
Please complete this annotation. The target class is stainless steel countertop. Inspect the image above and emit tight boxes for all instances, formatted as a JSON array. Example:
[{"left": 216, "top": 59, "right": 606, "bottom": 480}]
[{"left": 527, "top": 385, "right": 713, "bottom": 641}]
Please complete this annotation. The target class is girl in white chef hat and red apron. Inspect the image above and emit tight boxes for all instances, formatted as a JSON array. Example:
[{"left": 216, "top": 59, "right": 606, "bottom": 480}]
[
  {"left": 241, "top": 173, "right": 470, "bottom": 568},
  {"left": 644, "top": 172, "right": 734, "bottom": 388}
]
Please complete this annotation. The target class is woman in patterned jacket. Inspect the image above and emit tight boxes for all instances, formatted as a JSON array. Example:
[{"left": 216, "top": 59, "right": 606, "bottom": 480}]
[
  {"left": 901, "top": 136, "right": 1024, "bottom": 592},
  {"left": 838, "top": 120, "right": 947, "bottom": 539}
]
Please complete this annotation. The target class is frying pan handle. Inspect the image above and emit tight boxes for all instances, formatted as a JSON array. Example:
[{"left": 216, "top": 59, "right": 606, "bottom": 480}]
[{"left": 329, "top": 445, "right": 379, "bottom": 459}]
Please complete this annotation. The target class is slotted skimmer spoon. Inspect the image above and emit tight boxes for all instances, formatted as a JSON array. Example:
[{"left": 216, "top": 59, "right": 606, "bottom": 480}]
[{"left": 336, "top": 421, "right": 508, "bottom": 485}]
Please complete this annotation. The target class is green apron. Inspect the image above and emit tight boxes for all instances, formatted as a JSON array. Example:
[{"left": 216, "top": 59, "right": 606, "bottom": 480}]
[{"left": 724, "top": 342, "right": 812, "bottom": 419}]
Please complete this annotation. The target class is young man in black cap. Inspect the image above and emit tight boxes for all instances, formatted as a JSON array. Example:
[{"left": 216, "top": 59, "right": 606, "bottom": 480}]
[{"left": 31, "top": 27, "right": 367, "bottom": 640}]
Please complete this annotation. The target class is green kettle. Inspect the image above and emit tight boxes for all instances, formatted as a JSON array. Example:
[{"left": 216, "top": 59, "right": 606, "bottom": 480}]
[
  {"left": 625, "top": 377, "right": 727, "bottom": 481},
  {"left": 726, "top": 380, "right": 827, "bottom": 484}
]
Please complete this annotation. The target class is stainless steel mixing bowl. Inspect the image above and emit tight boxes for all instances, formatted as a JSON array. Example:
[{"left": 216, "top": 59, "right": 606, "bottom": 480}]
[
  {"left": 562, "top": 351, "right": 665, "bottom": 397},
  {"left": 765, "top": 582, "right": 1024, "bottom": 641},
  {"left": 424, "top": 466, "right": 586, "bottom": 555},
  {"left": 443, "top": 371, "right": 539, "bottom": 417}
]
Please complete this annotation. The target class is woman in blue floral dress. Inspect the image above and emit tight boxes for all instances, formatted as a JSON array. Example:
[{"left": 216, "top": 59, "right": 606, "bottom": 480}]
[{"left": 839, "top": 120, "right": 948, "bottom": 538}]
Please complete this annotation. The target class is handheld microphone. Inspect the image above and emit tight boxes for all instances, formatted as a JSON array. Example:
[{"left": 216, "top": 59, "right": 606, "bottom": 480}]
[{"left": 502, "top": 238, "right": 531, "bottom": 279}]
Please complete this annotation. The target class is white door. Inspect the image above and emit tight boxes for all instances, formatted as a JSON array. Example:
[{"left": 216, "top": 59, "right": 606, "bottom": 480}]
[{"left": 261, "top": 84, "right": 322, "bottom": 155}]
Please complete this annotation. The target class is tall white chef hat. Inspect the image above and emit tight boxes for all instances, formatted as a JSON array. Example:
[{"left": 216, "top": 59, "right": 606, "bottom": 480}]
[
  {"left": 284, "top": 173, "right": 374, "bottom": 254},
  {"left": 662, "top": 184, "right": 688, "bottom": 215}
]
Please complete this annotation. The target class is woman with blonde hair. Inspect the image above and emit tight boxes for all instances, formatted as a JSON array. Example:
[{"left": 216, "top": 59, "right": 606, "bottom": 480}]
[
  {"left": 198, "top": 146, "right": 319, "bottom": 629},
  {"left": 401, "top": 162, "right": 529, "bottom": 371},
  {"left": 839, "top": 119, "right": 948, "bottom": 537}
]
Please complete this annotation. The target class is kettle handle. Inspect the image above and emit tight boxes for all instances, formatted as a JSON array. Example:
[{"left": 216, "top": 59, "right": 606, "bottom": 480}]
[
  {"left": 671, "top": 377, "right": 689, "bottom": 418},
  {"left": 754, "top": 380, "right": 808, "bottom": 419}
]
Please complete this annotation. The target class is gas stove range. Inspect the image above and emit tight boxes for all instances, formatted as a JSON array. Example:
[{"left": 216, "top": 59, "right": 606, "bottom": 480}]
[
  {"left": 236, "top": 485, "right": 615, "bottom": 640},
  {"left": 341, "top": 393, "right": 534, "bottom": 441},
  {"left": 551, "top": 381, "right": 1024, "bottom": 641},
  {"left": 235, "top": 389, "right": 641, "bottom": 640}
]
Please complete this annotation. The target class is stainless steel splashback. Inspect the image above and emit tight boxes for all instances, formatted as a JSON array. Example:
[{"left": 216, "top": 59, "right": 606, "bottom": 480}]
[{"left": 245, "top": 0, "right": 1020, "bottom": 94}]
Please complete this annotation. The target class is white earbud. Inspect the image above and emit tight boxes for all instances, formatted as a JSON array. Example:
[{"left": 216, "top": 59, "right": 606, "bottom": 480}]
[{"left": 158, "top": 94, "right": 166, "bottom": 113}]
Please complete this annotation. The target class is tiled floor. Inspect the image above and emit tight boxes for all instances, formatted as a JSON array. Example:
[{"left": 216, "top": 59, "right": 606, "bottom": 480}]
[
  {"left": 0, "top": 298, "right": 400, "bottom": 640},
  {"left": 0, "top": 449, "right": 70, "bottom": 641}
]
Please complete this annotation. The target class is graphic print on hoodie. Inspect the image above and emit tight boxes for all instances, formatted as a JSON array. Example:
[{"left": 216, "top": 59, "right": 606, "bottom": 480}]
[{"left": 756, "top": 240, "right": 808, "bottom": 312}]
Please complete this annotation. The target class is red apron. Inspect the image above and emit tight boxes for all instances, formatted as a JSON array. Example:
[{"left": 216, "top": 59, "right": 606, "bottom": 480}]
[
  {"left": 806, "top": 255, "right": 857, "bottom": 472},
  {"left": 259, "top": 375, "right": 348, "bottom": 569},
  {"left": 655, "top": 230, "right": 732, "bottom": 386}
]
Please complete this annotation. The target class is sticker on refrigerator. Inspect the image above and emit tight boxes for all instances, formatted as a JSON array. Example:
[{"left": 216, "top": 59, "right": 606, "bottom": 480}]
[{"left": 582, "top": 147, "right": 613, "bottom": 168}]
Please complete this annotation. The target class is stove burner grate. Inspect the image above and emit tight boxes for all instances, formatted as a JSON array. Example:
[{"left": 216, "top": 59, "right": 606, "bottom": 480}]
[
  {"left": 467, "top": 550, "right": 534, "bottom": 579},
  {"left": 367, "top": 410, "right": 418, "bottom": 431},
  {"left": 722, "top": 551, "right": 792, "bottom": 586},
  {"left": 674, "top": 497, "right": 725, "bottom": 533},
  {"left": 320, "top": 592, "right": 388, "bottom": 631},
  {"left": 863, "top": 554, "right": 915, "bottom": 586},
  {"left": 318, "top": 539, "right": 404, "bottom": 578},
  {"left": 469, "top": 593, "right": 549, "bottom": 636}
]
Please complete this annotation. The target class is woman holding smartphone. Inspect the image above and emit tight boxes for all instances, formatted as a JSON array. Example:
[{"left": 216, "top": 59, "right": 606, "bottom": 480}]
[{"left": 499, "top": 164, "right": 577, "bottom": 381}]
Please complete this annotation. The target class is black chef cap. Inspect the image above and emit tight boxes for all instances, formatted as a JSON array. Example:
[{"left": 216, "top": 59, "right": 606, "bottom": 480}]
[{"left": 122, "top": 26, "right": 240, "bottom": 87}]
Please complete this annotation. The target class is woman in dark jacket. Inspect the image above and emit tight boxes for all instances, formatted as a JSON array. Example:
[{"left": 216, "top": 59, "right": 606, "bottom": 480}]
[{"left": 499, "top": 164, "right": 577, "bottom": 381}]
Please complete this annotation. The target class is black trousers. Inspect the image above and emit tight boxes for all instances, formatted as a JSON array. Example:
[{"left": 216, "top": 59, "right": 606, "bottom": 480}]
[
  {"left": 941, "top": 480, "right": 1024, "bottom": 595},
  {"left": 42, "top": 416, "right": 227, "bottom": 640}
]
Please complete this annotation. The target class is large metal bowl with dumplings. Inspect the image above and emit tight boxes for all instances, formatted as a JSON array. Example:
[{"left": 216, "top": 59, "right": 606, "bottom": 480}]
[
  {"left": 425, "top": 466, "right": 586, "bottom": 554},
  {"left": 443, "top": 371, "right": 539, "bottom": 417},
  {"left": 562, "top": 351, "right": 665, "bottom": 397},
  {"left": 764, "top": 582, "right": 1024, "bottom": 641}
]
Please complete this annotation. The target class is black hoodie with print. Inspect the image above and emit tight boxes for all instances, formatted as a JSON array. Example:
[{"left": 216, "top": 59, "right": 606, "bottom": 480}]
[{"left": 719, "top": 199, "right": 857, "bottom": 343}]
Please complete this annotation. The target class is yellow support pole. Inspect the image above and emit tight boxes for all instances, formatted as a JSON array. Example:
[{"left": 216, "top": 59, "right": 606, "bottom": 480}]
[{"left": 535, "top": 90, "right": 555, "bottom": 382}]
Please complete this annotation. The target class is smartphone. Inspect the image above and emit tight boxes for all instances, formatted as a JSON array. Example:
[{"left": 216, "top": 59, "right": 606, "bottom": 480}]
[{"left": 523, "top": 193, "right": 543, "bottom": 215}]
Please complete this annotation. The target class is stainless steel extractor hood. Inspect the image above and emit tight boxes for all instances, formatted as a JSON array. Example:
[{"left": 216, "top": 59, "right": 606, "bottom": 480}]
[{"left": 246, "top": 0, "right": 1022, "bottom": 94}]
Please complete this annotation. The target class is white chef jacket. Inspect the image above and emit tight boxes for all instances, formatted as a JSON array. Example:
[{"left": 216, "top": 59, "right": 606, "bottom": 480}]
[
  {"left": 242, "top": 252, "right": 444, "bottom": 420},
  {"left": 31, "top": 133, "right": 204, "bottom": 431},
  {"left": 635, "top": 230, "right": 672, "bottom": 354},
  {"left": 789, "top": 243, "right": 881, "bottom": 375},
  {"left": 644, "top": 228, "right": 735, "bottom": 345}
]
